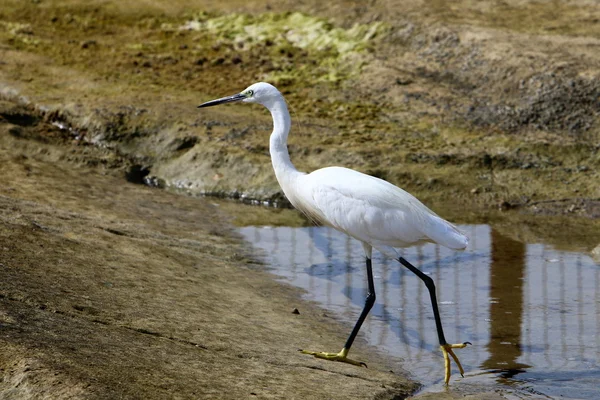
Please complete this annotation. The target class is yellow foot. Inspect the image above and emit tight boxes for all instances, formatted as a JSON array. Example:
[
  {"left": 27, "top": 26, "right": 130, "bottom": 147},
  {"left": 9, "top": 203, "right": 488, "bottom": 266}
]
[
  {"left": 441, "top": 342, "right": 471, "bottom": 385},
  {"left": 299, "top": 347, "right": 367, "bottom": 368}
]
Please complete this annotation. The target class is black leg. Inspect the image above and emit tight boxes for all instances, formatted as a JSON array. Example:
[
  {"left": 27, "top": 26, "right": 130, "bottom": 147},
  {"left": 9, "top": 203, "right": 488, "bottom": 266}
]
[
  {"left": 301, "top": 255, "right": 469, "bottom": 376},
  {"left": 398, "top": 256, "right": 447, "bottom": 346},
  {"left": 343, "top": 257, "right": 376, "bottom": 351}
]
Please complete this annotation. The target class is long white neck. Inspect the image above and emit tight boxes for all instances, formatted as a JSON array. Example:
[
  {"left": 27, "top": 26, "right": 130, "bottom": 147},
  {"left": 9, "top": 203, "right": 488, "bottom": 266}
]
[{"left": 265, "top": 96, "right": 304, "bottom": 190}]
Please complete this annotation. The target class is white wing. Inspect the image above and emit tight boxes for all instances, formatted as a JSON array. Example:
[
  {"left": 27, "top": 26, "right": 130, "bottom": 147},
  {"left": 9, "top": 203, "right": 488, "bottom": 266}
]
[{"left": 292, "top": 167, "right": 468, "bottom": 250}]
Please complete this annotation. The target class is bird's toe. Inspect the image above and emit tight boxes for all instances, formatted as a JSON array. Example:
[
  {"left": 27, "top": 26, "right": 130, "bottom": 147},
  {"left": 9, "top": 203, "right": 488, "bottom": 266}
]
[{"left": 299, "top": 348, "right": 367, "bottom": 367}]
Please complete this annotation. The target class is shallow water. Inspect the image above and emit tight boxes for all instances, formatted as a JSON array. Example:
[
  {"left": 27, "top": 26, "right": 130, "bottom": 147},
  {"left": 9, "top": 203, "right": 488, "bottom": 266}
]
[{"left": 236, "top": 211, "right": 600, "bottom": 398}]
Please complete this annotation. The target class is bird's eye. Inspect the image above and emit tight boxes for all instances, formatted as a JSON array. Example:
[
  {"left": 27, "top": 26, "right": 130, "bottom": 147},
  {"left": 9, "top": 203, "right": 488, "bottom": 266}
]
[{"left": 245, "top": 90, "right": 254, "bottom": 97}]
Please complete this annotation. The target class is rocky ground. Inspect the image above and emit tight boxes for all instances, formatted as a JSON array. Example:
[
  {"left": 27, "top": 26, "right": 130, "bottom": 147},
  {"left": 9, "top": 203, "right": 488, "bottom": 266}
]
[{"left": 1, "top": 0, "right": 599, "bottom": 399}]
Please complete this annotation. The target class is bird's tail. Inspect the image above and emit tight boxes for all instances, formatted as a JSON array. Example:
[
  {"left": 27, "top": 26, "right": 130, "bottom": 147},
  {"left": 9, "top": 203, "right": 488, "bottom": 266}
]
[{"left": 423, "top": 214, "right": 469, "bottom": 250}]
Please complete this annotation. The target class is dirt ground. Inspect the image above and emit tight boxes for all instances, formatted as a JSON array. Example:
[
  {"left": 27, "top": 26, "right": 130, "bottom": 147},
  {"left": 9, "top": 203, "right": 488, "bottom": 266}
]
[
  {"left": 0, "top": 115, "right": 423, "bottom": 399},
  {"left": 1, "top": 0, "right": 599, "bottom": 399}
]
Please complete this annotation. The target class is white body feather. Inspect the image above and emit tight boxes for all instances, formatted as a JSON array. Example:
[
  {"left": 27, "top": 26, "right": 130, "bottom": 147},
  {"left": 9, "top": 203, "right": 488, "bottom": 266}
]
[{"left": 285, "top": 167, "right": 468, "bottom": 252}]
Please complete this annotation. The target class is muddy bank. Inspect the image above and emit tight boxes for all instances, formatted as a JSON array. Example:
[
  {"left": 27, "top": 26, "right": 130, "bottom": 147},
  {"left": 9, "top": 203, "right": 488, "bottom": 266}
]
[
  {"left": 3, "top": 105, "right": 578, "bottom": 400},
  {"left": 0, "top": 115, "right": 422, "bottom": 399},
  {"left": 3, "top": 101, "right": 600, "bottom": 400},
  {"left": 1, "top": 0, "right": 598, "bottom": 215}
]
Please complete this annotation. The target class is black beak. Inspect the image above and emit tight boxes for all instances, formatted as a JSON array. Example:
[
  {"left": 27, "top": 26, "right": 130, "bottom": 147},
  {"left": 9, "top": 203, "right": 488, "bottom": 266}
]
[{"left": 197, "top": 93, "right": 246, "bottom": 108}]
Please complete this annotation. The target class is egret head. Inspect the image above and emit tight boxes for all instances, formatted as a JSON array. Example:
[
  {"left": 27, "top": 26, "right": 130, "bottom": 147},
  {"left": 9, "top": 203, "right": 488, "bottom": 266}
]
[{"left": 197, "top": 82, "right": 282, "bottom": 109}]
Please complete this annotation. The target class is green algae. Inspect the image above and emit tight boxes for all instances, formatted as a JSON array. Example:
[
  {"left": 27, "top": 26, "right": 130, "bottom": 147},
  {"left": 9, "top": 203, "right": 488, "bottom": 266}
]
[
  {"left": 177, "top": 12, "right": 387, "bottom": 84},
  {"left": 0, "top": 21, "right": 40, "bottom": 47}
]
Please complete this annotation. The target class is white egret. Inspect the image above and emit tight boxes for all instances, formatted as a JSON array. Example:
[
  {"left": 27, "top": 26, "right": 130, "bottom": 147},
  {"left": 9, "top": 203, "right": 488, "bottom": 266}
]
[{"left": 198, "top": 82, "right": 471, "bottom": 384}]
